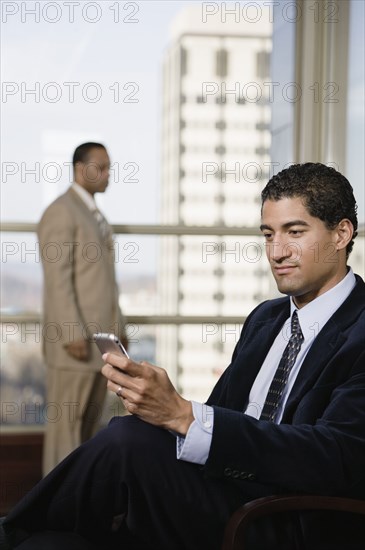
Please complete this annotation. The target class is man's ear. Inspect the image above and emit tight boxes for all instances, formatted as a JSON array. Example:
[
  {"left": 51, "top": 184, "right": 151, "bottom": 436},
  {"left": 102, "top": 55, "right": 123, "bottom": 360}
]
[
  {"left": 74, "top": 161, "right": 85, "bottom": 181},
  {"left": 334, "top": 219, "right": 354, "bottom": 251}
]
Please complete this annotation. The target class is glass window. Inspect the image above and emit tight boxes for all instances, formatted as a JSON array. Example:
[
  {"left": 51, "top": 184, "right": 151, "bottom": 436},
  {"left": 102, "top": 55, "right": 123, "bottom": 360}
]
[
  {"left": 1, "top": 323, "right": 45, "bottom": 426},
  {"left": 0, "top": 322, "right": 143, "bottom": 427},
  {"left": 269, "top": 4, "right": 296, "bottom": 170},
  {"left": 1, "top": 2, "right": 288, "bottom": 429},
  {"left": 346, "top": 0, "right": 365, "bottom": 223},
  {"left": 1, "top": 1, "right": 192, "bottom": 226},
  {"left": 1, "top": 233, "right": 43, "bottom": 314}
]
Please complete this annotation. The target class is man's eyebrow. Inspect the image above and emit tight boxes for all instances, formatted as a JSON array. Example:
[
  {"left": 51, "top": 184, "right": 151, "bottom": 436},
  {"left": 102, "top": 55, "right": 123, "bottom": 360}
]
[
  {"left": 260, "top": 224, "right": 272, "bottom": 232},
  {"left": 260, "top": 220, "right": 310, "bottom": 232}
]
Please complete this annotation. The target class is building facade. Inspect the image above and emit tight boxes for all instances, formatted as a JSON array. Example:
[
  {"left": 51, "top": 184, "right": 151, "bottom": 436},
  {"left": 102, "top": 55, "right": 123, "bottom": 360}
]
[{"left": 157, "top": 6, "right": 273, "bottom": 401}]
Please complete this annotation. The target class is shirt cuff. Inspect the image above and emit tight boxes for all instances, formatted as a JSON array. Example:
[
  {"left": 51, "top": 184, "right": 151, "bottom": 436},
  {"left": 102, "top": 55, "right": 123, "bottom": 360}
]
[{"left": 176, "top": 401, "right": 214, "bottom": 465}]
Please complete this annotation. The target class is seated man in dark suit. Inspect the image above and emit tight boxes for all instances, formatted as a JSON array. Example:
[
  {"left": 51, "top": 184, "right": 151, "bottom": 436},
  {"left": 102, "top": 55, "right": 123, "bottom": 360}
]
[{"left": 2, "top": 163, "right": 364, "bottom": 550}]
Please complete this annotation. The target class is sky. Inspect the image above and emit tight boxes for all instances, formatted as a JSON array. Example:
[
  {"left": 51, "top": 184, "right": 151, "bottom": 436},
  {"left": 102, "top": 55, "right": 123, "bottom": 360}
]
[{"left": 1, "top": 1, "right": 194, "bottom": 224}]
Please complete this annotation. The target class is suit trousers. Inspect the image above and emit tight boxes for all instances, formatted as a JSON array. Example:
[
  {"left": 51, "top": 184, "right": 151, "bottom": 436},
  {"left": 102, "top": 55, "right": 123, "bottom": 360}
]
[
  {"left": 42, "top": 368, "right": 107, "bottom": 476},
  {"left": 7, "top": 416, "right": 247, "bottom": 550},
  {"left": 6, "top": 415, "right": 364, "bottom": 550}
]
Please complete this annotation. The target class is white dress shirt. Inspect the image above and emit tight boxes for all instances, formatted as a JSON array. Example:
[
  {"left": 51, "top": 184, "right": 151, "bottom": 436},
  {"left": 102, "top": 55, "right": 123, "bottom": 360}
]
[
  {"left": 72, "top": 182, "right": 97, "bottom": 210},
  {"left": 177, "top": 268, "right": 356, "bottom": 464}
]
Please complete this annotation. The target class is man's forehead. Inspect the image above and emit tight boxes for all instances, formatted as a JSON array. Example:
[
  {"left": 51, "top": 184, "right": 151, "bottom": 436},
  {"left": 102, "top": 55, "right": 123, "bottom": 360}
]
[
  {"left": 262, "top": 197, "right": 308, "bottom": 214},
  {"left": 261, "top": 197, "right": 315, "bottom": 225},
  {"left": 85, "top": 148, "right": 109, "bottom": 161}
]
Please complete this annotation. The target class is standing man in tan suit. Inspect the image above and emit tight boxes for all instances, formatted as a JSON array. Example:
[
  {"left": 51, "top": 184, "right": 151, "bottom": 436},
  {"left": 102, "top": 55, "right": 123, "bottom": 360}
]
[{"left": 38, "top": 142, "right": 128, "bottom": 475}]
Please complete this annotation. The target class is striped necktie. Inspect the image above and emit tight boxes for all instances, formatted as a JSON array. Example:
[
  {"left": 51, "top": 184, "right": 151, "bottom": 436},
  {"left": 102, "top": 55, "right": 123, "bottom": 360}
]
[
  {"left": 260, "top": 310, "right": 304, "bottom": 422},
  {"left": 92, "top": 207, "right": 112, "bottom": 241}
]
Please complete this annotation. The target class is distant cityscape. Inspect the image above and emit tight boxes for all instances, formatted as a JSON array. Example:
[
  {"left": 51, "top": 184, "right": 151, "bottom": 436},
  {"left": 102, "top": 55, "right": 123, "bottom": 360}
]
[{"left": 1, "top": 262, "right": 158, "bottom": 425}]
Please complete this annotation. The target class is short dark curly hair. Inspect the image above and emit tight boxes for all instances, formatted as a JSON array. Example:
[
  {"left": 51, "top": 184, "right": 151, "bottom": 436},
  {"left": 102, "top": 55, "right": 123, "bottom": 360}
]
[
  {"left": 72, "top": 142, "right": 106, "bottom": 168},
  {"left": 261, "top": 163, "right": 358, "bottom": 258}
]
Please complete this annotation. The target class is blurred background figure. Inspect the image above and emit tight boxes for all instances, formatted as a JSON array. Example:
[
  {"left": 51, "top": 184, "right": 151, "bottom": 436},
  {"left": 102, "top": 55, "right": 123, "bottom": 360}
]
[{"left": 38, "top": 142, "right": 128, "bottom": 475}]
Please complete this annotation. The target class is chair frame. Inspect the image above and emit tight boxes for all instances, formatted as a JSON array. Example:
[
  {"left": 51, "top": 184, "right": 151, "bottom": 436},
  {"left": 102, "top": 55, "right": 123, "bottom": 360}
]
[{"left": 222, "top": 494, "right": 365, "bottom": 550}]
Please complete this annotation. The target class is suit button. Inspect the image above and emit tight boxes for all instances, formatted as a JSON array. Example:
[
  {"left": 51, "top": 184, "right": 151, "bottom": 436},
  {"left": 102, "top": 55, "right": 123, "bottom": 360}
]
[
  {"left": 247, "top": 473, "right": 256, "bottom": 481},
  {"left": 239, "top": 472, "right": 248, "bottom": 480},
  {"left": 232, "top": 470, "right": 240, "bottom": 479},
  {"left": 224, "top": 468, "right": 232, "bottom": 477}
]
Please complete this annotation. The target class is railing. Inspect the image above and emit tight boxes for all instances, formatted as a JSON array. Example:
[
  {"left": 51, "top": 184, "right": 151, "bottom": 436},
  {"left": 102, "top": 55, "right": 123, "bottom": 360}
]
[{"left": 1, "top": 222, "right": 262, "bottom": 236}]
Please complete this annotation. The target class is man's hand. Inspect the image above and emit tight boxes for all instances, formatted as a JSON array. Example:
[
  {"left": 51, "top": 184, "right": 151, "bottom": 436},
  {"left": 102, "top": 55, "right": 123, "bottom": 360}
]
[
  {"left": 119, "top": 335, "right": 129, "bottom": 352},
  {"left": 65, "top": 339, "right": 90, "bottom": 361},
  {"left": 101, "top": 353, "right": 194, "bottom": 435}
]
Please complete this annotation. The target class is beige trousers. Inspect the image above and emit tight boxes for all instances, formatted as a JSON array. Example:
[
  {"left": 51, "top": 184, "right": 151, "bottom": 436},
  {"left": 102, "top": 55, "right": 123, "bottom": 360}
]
[{"left": 42, "top": 368, "right": 107, "bottom": 476}]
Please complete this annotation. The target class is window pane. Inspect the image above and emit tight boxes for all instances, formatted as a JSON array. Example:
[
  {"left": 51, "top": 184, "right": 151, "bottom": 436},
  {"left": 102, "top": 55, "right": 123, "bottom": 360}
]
[
  {"left": 1, "top": 1, "right": 195, "bottom": 224},
  {"left": 1, "top": 233, "right": 42, "bottom": 314},
  {"left": 270, "top": 4, "right": 296, "bottom": 169},
  {"left": 174, "top": 323, "right": 240, "bottom": 401},
  {"left": 1, "top": 2, "right": 286, "bottom": 429},
  {"left": 114, "top": 235, "right": 158, "bottom": 315},
  {"left": 0, "top": 323, "right": 155, "bottom": 427},
  {"left": 346, "top": 0, "right": 365, "bottom": 223},
  {"left": 1, "top": 324, "right": 45, "bottom": 426}
]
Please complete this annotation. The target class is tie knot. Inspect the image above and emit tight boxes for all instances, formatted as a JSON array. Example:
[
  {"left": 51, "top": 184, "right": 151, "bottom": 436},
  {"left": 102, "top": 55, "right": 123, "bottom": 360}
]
[{"left": 291, "top": 310, "right": 302, "bottom": 337}]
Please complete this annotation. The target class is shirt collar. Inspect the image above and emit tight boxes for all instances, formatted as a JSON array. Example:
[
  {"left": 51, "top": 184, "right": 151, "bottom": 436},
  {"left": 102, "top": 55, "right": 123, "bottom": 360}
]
[
  {"left": 289, "top": 268, "right": 356, "bottom": 341},
  {"left": 72, "top": 182, "right": 97, "bottom": 211}
]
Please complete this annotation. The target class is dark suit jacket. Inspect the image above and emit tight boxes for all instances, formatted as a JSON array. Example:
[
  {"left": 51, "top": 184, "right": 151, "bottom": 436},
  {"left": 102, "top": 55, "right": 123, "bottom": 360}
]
[
  {"left": 205, "top": 275, "right": 365, "bottom": 545},
  {"left": 204, "top": 276, "right": 365, "bottom": 550}
]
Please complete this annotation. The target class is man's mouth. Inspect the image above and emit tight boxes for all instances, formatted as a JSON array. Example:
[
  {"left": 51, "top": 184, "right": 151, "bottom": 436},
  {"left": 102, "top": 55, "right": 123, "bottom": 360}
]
[{"left": 273, "top": 265, "right": 298, "bottom": 275}]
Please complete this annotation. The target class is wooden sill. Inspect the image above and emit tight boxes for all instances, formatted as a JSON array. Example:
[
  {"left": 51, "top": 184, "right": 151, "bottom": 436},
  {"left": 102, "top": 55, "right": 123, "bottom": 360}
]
[{"left": 0, "top": 431, "right": 43, "bottom": 515}]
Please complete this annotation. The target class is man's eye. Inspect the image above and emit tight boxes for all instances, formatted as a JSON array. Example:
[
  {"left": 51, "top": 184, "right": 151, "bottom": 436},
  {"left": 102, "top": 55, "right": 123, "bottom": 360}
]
[
  {"left": 289, "top": 230, "right": 303, "bottom": 236},
  {"left": 263, "top": 233, "right": 273, "bottom": 240}
]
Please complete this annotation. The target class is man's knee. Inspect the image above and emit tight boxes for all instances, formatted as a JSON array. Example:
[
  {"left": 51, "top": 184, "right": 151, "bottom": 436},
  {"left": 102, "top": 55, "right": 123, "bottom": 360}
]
[{"left": 105, "top": 416, "right": 173, "bottom": 459}]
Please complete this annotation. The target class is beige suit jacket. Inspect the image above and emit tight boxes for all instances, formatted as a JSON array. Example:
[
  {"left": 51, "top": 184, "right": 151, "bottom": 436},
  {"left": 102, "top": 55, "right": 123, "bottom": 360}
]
[{"left": 37, "top": 187, "right": 126, "bottom": 372}]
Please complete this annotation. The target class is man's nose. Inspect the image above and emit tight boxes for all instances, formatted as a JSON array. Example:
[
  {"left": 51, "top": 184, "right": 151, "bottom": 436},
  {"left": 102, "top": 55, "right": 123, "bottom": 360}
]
[{"left": 268, "top": 238, "right": 292, "bottom": 262}]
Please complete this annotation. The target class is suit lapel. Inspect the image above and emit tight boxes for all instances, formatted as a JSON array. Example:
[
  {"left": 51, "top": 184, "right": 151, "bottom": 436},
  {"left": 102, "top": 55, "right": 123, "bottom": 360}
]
[
  {"left": 282, "top": 319, "right": 347, "bottom": 421},
  {"left": 67, "top": 187, "right": 111, "bottom": 242},
  {"left": 228, "top": 300, "right": 290, "bottom": 411},
  {"left": 282, "top": 276, "right": 365, "bottom": 422}
]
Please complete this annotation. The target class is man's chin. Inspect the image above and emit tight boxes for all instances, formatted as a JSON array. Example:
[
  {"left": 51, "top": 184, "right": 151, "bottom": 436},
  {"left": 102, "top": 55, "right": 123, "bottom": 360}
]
[
  {"left": 96, "top": 184, "right": 108, "bottom": 193},
  {"left": 275, "top": 279, "right": 300, "bottom": 296}
]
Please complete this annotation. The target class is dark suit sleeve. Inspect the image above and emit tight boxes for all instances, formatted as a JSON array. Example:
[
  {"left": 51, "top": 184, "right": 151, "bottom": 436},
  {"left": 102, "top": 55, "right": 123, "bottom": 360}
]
[{"left": 203, "top": 310, "right": 365, "bottom": 498}]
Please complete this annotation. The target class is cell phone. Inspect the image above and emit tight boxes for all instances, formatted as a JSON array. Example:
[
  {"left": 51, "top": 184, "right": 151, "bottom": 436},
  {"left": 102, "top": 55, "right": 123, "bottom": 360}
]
[{"left": 93, "top": 333, "right": 130, "bottom": 359}]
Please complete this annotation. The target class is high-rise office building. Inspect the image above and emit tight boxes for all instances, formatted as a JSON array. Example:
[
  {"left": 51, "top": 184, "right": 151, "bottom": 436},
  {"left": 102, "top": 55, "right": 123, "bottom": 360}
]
[{"left": 157, "top": 5, "right": 273, "bottom": 401}]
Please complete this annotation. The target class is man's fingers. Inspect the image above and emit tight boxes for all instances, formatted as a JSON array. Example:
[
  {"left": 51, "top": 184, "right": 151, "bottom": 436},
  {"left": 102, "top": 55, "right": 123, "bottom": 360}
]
[
  {"left": 102, "top": 353, "right": 148, "bottom": 377},
  {"left": 102, "top": 352, "right": 131, "bottom": 370},
  {"left": 102, "top": 362, "right": 139, "bottom": 393}
]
